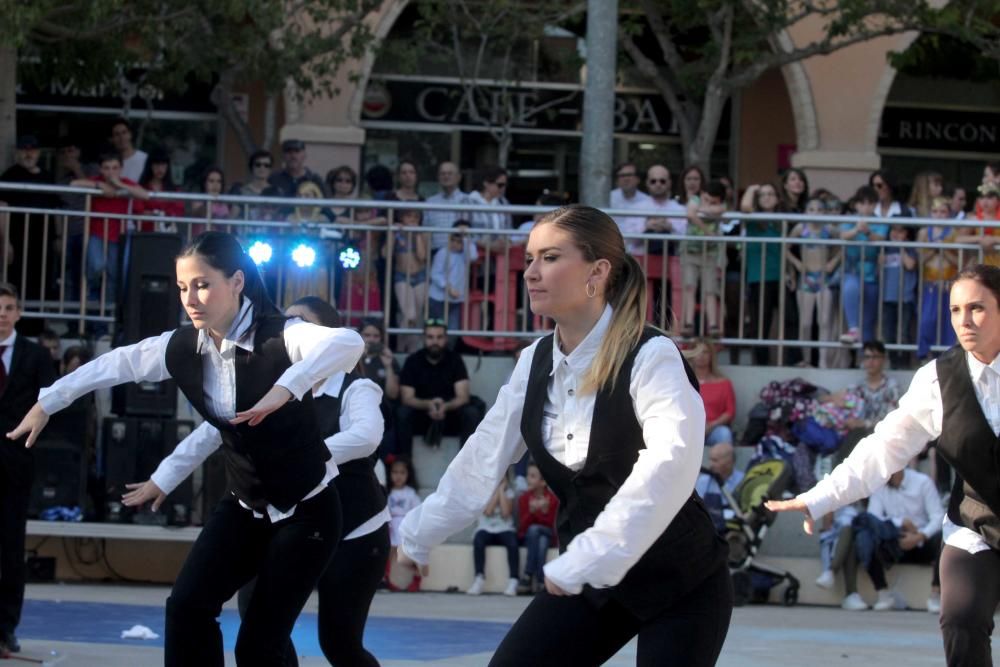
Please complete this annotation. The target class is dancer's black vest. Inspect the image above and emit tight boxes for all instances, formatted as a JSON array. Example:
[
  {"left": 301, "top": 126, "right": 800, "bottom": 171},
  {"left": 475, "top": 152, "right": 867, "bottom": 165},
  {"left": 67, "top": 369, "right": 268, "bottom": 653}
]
[
  {"left": 936, "top": 346, "right": 1000, "bottom": 549},
  {"left": 315, "top": 372, "right": 387, "bottom": 535},
  {"left": 165, "top": 316, "right": 330, "bottom": 513},
  {"left": 521, "top": 327, "right": 727, "bottom": 620}
]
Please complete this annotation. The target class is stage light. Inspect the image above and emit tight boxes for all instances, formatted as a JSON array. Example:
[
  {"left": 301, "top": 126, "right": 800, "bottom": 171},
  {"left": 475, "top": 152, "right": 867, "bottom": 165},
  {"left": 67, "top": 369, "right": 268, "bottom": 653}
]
[
  {"left": 339, "top": 246, "right": 361, "bottom": 270},
  {"left": 247, "top": 241, "right": 273, "bottom": 266},
  {"left": 291, "top": 242, "right": 317, "bottom": 268}
]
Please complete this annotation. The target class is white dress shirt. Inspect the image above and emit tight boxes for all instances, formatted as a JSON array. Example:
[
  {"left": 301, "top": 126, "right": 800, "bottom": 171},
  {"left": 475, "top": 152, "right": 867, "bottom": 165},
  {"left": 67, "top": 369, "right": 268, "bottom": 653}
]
[
  {"left": 38, "top": 301, "right": 365, "bottom": 523},
  {"left": 800, "top": 351, "right": 1000, "bottom": 555},
  {"left": 400, "top": 305, "right": 706, "bottom": 594},
  {"left": 466, "top": 190, "right": 511, "bottom": 241},
  {"left": 866, "top": 468, "right": 943, "bottom": 540},
  {"left": 647, "top": 196, "right": 688, "bottom": 235},
  {"left": 610, "top": 188, "right": 654, "bottom": 256},
  {"left": 149, "top": 370, "right": 389, "bottom": 539},
  {"left": 121, "top": 149, "right": 148, "bottom": 183},
  {"left": 0, "top": 330, "right": 16, "bottom": 374},
  {"left": 425, "top": 189, "right": 470, "bottom": 249}
]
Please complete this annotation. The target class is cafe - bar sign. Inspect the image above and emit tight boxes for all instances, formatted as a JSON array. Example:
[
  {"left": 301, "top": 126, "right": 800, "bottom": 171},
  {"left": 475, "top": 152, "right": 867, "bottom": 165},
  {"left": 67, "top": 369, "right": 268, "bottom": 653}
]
[{"left": 362, "top": 77, "right": 729, "bottom": 138}]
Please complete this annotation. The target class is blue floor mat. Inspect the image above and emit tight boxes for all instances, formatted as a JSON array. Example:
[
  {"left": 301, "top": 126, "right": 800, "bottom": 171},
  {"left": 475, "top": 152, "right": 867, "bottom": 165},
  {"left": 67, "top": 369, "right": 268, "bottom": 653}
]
[{"left": 18, "top": 600, "right": 511, "bottom": 660}]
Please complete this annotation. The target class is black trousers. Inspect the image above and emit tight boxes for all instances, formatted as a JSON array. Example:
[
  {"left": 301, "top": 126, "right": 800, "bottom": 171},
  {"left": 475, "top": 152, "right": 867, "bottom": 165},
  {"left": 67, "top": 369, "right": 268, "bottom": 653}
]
[
  {"left": 489, "top": 562, "right": 733, "bottom": 666},
  {"left": 237, "top": 522, "right": 389, "bottom": 667},
  {"left": 939, "top": 545, "right": 1000, "bottom": 667},
  {"left": 0, "top": 447, "right": 32, "bottom": 636},
  {"left": 394, "top": 403, "right": 481, "bottom": 458},
  {"left": 164, "top": 487, "right": 341, "bottom": 667},
  {"left": 317, "top": 523, "right": 389, "bottom": 666}
]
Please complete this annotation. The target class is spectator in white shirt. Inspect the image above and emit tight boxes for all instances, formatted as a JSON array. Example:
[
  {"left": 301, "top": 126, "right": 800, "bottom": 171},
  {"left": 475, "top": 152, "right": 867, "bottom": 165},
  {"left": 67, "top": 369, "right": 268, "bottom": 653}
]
[
  {"left": 467, "top": 166, "right": 511, "bottom": 253},
  {"left": 768, "top": 265, "right": 1000, "bottom": 665},
  {"left": 398, "top": 204, "right": 731, "bottom": 665},
  {"left": 643, "top": 164, "right": 688, "bottom": 329},
  {"left": 109, "top": 118, "right": 147, "bottom": 183},
  {"left": 425, "top": 162, "right": 469, "bottom": 250},
  {"left": 610, "top": 162, "right": 653, "bottom": 256},
  {"left": 836, "top": 466, "right": 943, "bottom": 612}
]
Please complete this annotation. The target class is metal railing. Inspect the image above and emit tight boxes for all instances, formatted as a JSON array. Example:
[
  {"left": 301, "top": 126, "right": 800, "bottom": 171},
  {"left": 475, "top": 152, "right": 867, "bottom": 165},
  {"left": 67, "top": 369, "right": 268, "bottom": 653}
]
[{"left": 1, "top": 182, "right": 994, "bottom": 364}]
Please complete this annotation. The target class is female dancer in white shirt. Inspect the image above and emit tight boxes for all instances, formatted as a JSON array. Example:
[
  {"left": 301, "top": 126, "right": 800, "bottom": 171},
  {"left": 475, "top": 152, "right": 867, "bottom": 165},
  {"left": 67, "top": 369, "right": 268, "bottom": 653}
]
[
  {"left": 7, "top": 232, "right": 364, "bottom": 667},
  {"left": 769, "top": 264, "right": 1000, "bottom": 667},
  {"left": 399, "top": 205, "right": 732, "bottom": 665},
  {"left": 124, "top": 295, "right": 389, "bottom": 667}
]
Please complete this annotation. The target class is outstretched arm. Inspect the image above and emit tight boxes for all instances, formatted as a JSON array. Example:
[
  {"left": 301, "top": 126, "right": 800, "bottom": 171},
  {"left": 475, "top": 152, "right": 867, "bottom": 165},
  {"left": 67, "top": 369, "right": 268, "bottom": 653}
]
[
  {"left": 122, "top": 421, "right": 223, "bottom": 511},
  {"left": 9, "top": 331, "right": 174, "bottom": 447},
  {"left": 398, "top": 343, "right": 534, "bottom": 565},
  {"left": 768, "top": 362, "right": 941, "bottom": 529}
]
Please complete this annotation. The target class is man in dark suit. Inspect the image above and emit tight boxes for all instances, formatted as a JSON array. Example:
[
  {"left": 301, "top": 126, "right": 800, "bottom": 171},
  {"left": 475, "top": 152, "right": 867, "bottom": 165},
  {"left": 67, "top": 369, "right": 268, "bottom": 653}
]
[{"left": 0, "top": 283, "right": 57, "bottom": 654}]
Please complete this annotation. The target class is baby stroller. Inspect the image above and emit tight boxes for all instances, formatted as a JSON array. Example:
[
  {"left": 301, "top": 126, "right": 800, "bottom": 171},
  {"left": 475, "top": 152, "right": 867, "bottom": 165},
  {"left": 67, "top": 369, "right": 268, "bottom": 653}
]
[{"left": 706, "top": 458, "right": 801, "bottom": 606}]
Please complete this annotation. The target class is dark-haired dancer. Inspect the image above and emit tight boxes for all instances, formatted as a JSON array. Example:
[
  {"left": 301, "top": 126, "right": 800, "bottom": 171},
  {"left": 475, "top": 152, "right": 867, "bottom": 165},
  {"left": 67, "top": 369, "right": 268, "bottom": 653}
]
[
  {"left": 141, "top": 294, "right": 389, "bottom": 666},
  {"left": 9, "top": 232, "right": 364, "bottom": 667},
  {"left": 400, "top": 205, "right": 732, "bottom": 665},
  {"left": 769, "top": 264, "right": 1000, "bottom": 667}
]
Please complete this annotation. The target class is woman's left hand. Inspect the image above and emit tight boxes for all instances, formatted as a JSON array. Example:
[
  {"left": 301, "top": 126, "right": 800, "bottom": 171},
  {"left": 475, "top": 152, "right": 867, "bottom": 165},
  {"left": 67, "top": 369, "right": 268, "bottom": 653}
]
[
  {"left": 544, "top": 578, "right": 570, "bottom": 596},
  {"left": 230, "top": 385, "right": 293, "bottom": 426}
]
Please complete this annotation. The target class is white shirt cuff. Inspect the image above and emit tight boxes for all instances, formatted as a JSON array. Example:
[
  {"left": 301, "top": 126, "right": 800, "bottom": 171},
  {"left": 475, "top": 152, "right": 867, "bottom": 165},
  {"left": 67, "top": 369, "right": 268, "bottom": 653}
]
[
  {"left": 400, "top": 539, "right": 430, "bottom": 567},
  {"left": 542, "top": 558, "right": 584, "bottom": 595},
  {"left": 274, "top": 370, "right": 311, "bottom": 401}
]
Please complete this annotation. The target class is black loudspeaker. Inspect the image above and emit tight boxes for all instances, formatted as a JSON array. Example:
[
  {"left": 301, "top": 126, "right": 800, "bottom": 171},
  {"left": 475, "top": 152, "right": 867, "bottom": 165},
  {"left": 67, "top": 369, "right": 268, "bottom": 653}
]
[
  {"left": 29, "top": 437, "right": 87, "bottom": 517},
  {"left": 102, "top": 416, "right": 195, "bottom": 525},
  {"left": 112, "top": 232, "right": 183, "bottom": 418}
]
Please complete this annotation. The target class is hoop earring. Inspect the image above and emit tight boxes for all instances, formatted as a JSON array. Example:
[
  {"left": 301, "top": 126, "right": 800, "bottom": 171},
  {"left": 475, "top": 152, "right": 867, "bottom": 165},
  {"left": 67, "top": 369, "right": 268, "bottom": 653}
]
[{"left": 586, "top": 283, "right": 597, "bottom": 299}]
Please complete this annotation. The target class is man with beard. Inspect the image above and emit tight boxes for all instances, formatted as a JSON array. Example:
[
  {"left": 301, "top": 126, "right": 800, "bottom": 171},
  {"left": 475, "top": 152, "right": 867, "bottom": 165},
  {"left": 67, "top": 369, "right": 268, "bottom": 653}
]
[{"left": 396, "top": 319, "right": 482, "bottom": 458}]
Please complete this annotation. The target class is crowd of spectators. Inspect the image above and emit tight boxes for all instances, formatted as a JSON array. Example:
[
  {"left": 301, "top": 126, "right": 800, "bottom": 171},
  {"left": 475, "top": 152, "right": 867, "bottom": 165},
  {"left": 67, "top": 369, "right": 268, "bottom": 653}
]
[
  {"left": 3, "top": 117, "right": 982, "bottom": 606},
  {"left": 3, "top": 118, "right": 1000, "bottom": 371}
]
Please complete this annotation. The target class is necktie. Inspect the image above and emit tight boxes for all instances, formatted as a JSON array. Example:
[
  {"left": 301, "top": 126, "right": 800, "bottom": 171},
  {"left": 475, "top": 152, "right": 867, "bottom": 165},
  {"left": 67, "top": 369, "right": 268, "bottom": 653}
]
[{"left": 0, "top": 345, "right": 7, "bottom": 395}]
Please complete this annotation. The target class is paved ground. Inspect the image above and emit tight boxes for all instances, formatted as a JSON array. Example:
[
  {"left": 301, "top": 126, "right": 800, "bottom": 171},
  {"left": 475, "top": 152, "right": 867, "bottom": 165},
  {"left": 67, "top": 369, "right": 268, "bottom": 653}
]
[{"left": 7, "top": 583, "right": 979, "bottom": 666}]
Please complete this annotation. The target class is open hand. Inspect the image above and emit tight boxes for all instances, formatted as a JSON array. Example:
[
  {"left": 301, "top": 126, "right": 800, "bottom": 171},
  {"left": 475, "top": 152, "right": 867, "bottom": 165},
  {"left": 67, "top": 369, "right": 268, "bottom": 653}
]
[
  {"left": 764, "top": 497, "right": 815, "bottom": 535},
  {"left": 7, "top": 402, "right": 50, "bottom": 448},
  {"left": 230, "top": 385, "right": 292, "bottom": 426},
  {"left": 122, "top": 480, "right": 167, "bottom": 512}
]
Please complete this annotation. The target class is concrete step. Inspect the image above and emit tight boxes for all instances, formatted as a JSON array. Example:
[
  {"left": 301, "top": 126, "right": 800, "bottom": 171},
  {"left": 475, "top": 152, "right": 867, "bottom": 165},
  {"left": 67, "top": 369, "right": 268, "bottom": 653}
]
[{"left": 399, "top": 543, "right": 936, "bottom": 611}]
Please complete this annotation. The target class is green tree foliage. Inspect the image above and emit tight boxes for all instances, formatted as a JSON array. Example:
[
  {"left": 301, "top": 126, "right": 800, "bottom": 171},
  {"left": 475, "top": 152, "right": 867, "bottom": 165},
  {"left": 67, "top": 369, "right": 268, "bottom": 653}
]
[
  {"left": 0, "top": 0, "right": 382, "bottom": 156},
  {"left": 619, "top": 0, "right": 942, "bottom": 175}
]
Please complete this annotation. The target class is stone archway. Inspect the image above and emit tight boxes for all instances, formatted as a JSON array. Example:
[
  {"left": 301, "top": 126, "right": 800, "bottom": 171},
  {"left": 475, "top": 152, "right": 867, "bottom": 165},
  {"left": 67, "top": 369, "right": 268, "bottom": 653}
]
[{"left": 346, "top": 0, "right": 410, "bottom": 128}]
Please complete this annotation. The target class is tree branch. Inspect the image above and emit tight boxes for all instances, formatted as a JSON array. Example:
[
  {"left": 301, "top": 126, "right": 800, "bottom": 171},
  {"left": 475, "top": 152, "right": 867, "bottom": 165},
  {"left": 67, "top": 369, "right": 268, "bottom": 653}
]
[
  {"left": 621, "top": 32, "right": 695, "bottom": 147},
  {"left": 639, "top": 0, "right": 688, "bottom": 76}
]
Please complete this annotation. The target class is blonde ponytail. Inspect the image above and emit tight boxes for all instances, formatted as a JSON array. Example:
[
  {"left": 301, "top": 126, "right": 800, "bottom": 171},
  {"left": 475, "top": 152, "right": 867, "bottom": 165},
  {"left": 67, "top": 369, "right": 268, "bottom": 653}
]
[
  {"left": 581, "top": 252, "right": 647, "bottom": 393},
  {"left": 535, "top": 205, "right": 652, "bottom": 394}
]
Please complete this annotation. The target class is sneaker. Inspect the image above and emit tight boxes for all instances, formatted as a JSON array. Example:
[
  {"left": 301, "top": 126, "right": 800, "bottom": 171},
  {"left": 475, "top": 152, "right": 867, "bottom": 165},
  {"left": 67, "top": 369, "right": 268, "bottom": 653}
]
[
  {"left": 815, "top": 570, "right": 835, "bottom": 590},
  {"left": 503, "top": 578, "right": 519, "bottom": 597},
  {"left": 841, "top": 592, "right": 868, "bottom": 611},
  {"left": 466, "top": 574, "right": 485, "bottom": 596},
  {"left": 873, "top": 589, "right": 894, "bottom": 611},
  {"left": 891, "top": 590, "right": 908, "bottom": 610},
  {"left": 839, "top": 328, "right": 860, "bottom": 345},
  {"left": 516, "top": 576, "right": 534, "bottom": 595},
  {"left": 927, "top": 594, "right": 941, "bottom": 614}
]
